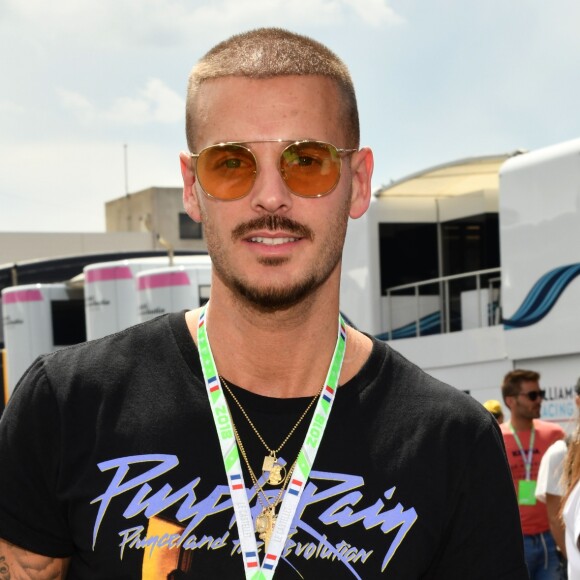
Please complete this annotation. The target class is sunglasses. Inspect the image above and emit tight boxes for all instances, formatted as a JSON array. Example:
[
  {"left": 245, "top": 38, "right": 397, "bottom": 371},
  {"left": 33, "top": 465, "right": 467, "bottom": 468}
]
[
  {"left": 517, "top": 390, "right": 546, "bottom": 401},
  {"left": 189, "top": 139, "right": 357, "bottom": 201}
]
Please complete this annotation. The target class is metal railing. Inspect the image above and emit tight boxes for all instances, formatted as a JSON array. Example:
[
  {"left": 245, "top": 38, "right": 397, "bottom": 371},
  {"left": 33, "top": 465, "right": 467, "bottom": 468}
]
[{"left": 385, "top": 267, "right": 502, "bottom": 340}]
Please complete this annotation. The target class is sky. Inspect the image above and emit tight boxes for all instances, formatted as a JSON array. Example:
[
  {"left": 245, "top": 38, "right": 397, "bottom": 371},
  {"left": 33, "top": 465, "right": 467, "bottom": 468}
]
[{"left": 1, "top": 0, "right": 579, "bottom": 233}]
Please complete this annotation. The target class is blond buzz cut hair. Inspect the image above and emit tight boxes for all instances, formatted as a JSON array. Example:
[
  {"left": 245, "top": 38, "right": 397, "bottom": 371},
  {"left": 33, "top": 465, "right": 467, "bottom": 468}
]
[{"left": 185, "top": 28, "right": 360, "bottom": 151}]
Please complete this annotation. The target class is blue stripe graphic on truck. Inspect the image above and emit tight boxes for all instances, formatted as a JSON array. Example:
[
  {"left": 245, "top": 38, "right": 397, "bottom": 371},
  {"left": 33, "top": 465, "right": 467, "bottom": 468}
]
[{"left": 503, "top": 263, "right": 580, "bottom": 329}]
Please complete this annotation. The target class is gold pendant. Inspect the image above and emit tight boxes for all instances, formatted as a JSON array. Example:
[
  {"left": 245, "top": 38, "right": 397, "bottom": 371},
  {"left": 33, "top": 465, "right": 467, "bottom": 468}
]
[
  {"left": 262, "top": 455, "right": 276, "bottom": 472},
  {"left": 262, "top": 454, "right": 285, "bottom": 485},
  {"left": 256, "top": 506, "right": 277, "bottom": 550},
  {"left": 267, "top": 463, "right": 285, "bottom": 486}
]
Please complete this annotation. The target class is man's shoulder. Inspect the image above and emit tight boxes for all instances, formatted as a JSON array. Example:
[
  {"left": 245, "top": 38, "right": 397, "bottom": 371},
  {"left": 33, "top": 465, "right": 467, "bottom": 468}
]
[
  {"left": 371, "top": 337, "right": 452, "bottom": 389},
  {"left": 370, "top": 338, "right": 491, "bottom": 425},
  {"left": 499, "top": 422, "right": 518, "bottom": 445},
  {"left": 36, "top": 312, "right": 181, "bottom": 381},
  {"left": 368, "top": 338, "right": 443, "bottom": 393},
  {"left": 544, "top": 437, "right": 567, "bottom": 460},
  {"left": 52, "top": 312, "right": 176, "bottom": 356},
  {"left": 9, "top": 312, "right": 191, "bottom": 405},
  {"left": 534, "top": 419, "right": 566, "bottom": 436},
  {"left": 499, "top": 420, "right": 565, "bottom": 445}
]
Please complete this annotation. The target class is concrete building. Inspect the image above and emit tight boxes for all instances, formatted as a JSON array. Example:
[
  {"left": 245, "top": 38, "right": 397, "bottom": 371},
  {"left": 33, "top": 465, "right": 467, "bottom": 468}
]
[
  {"left": 0, "top": 231, "right": 154, "bottom": 265},
  {"left": 0, "top": 186, "right": 207, "bottom": 267},
  {"left": 105, "top": 187, "right": 205, "bottom": 253}
]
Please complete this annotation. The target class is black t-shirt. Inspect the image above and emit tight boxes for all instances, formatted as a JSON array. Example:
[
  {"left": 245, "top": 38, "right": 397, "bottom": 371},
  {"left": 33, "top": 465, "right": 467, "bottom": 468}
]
[{"left": 0, "top": 312, "right": 527, "bottom": 579}]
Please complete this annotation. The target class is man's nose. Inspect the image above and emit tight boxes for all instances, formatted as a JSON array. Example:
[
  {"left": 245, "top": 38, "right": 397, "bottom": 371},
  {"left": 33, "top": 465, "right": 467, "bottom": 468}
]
[{"left": 248, "top": 149, "right": 294, "bottom": 213}]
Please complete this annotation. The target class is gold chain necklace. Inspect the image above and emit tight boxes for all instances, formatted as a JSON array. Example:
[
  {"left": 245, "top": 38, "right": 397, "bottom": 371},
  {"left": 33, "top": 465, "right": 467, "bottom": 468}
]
[
  {"left": 220, "top": 376, "right": 322, "bottom": 485},
  {"left": 231, "top": 418, "right": 296, "bottom": 551}
]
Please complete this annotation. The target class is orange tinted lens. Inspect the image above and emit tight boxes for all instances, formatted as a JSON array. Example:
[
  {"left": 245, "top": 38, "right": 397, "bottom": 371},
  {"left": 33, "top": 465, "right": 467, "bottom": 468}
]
[
  {"left": 196, "top": 144, "right": 257, "bottom": 199},
  {"left": 280, "top": 142, "right": 341, "bottom": 196}
]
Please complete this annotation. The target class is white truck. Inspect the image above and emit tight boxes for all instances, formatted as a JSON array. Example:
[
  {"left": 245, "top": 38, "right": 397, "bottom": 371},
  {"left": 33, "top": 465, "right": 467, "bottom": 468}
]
[
  {"left": 2, "top": 255, "right": 212, "bottom": 401},
  {"left": 340, "top": 137, "right": 580, "bottom": 427},
  {"left": 84, "top": 255, "right": 211, "bottom": 340}
]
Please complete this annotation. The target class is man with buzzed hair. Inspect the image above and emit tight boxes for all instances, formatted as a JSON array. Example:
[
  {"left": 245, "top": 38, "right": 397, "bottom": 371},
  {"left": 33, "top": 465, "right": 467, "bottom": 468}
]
[{"left": 0, "top": 28, "right": 526, "bottom": 578}]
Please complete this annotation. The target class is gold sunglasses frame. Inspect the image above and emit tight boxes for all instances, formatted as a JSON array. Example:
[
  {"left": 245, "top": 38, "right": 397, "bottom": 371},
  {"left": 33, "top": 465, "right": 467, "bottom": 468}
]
[{"left": 189, "top": 139, "right": 357, "bottom": 200}]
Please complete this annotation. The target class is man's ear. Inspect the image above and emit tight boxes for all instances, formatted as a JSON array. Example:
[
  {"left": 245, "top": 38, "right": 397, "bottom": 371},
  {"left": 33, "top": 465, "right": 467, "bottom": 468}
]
[
  {"left": 504, "top": 396, "right": 514, "bottom": 412},
  {"left": 180, "top": 151, "right": 202, "bottom": 223},
  {"left": 349, "top": 147, "right": 374, "bottom": 219}
]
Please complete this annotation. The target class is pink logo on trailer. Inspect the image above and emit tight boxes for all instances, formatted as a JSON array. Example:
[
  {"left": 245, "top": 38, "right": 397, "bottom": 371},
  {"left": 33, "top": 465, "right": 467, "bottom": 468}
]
[
  {"left": 2, "top": 289, "right": 43, "bottom": 304},
  {"left": 137, "top": 271, "right": 191, "bottom": 290},
  {"left": 85, "top": 266, "right": 133, "bottom": 283}
]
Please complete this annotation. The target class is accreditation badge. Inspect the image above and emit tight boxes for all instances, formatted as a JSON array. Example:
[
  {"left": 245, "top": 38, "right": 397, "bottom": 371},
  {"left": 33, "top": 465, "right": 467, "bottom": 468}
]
[{"left": 517, "top": 480, "right": 537, "bottom": 506}]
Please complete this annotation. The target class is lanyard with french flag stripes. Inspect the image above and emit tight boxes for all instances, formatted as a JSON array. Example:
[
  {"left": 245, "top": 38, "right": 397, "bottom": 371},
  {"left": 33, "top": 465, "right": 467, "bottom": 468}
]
[{"left": 197, "top": 303, "right": 347, "bottom": 579}]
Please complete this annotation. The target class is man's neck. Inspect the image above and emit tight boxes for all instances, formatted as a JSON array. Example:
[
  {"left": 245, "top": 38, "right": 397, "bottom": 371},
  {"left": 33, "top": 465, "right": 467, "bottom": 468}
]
[
  {"left": 187, "top": 279, "right": 372, "bottom": 398},
  {"left": 509, "top": 416, "right": 534, "bottom": 432}
]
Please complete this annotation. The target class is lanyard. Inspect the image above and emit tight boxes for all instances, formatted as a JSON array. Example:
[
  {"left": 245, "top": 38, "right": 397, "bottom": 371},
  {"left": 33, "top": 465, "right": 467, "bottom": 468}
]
[
  {"left": 197, "top": 303, "right": 347, "bottom": 579},
  {"left": 509, "top": 423, "right": 536, "bottom": 480}
]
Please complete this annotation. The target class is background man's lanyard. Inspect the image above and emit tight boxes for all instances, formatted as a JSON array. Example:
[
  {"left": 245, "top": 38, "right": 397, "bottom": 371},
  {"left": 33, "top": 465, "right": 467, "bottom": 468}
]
[
  {"left": 197, "top": 304, "right": 347, "bottom": 579},
  {"left": 509, "top": 423, "right": 535, "bottom": 480}
]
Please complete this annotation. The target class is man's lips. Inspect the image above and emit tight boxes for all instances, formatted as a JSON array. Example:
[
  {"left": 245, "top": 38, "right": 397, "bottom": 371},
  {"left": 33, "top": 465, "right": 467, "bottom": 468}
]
[
  {"left": 248, "top": 236, "right": 300, "bottom": 245},
  {"left": 231, "top": 215, "right": 313, "bottom": 242}
]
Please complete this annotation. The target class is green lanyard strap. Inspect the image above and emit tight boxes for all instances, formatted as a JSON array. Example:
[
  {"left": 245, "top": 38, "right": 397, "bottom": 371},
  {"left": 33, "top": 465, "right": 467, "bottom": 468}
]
[
  {"left": 509, "top": 423, "right": 536, "bottom": 480},
  {"left": 197, "top": 304, "right": 347, "bottom": 578}
]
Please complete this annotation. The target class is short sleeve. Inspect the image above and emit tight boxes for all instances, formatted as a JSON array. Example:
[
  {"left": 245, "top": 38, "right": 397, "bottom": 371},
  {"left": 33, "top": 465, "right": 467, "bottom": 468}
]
[
  {"left": 536, "top": 440, "right": 566, "bottom": 502},
  {"left": 428, "top": 418, "right": 528, "bottom": 579},
  {"left": 0, "top": 357, "right": 73, "bottom": 557}
]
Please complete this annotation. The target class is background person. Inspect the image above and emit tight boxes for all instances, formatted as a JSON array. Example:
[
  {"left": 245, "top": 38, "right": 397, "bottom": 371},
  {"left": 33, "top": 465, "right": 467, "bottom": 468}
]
[
  {"left": 535, "top": 378, "right": 580, "bottom": 579},
  {"left": 502, "top": 369, "right": 566, "bottom": 579},
  {"left": 484, "top": 399, "right": 505, "bottom": 423},
  {"left": 561, "top": 379, "right": 580, "bottom": 579},
  {"left": 536, "top": 437, "right": 569, "bottom": 577}
]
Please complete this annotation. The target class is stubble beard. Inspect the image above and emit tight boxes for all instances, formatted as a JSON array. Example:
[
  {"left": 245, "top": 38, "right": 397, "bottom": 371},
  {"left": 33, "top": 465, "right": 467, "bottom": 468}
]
[
  {"left": 227, "top": 260, "right": 323, "bottom": 312},
  {"left": 514, "top": 401, "right": 541, "bottom": 421},
  {"left": 203, "top": 201, "right": 350, "bottom": 313}
]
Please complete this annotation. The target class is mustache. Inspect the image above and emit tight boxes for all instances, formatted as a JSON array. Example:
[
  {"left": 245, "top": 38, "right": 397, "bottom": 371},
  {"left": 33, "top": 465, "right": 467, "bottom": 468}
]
[{"left": 231, "top": 215, "right": 314, "bottom": 241}]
